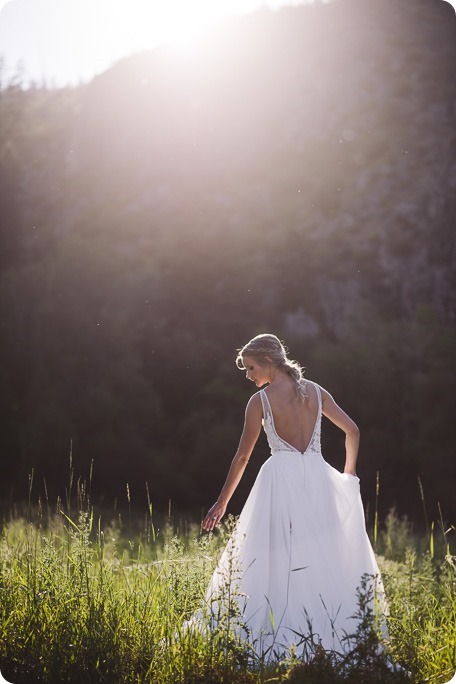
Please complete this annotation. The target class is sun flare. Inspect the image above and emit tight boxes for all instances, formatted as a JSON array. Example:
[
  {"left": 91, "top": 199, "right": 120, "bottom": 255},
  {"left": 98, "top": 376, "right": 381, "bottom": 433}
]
[
  {"left": 0, "top": 0, "right": 267, "bottom": 86},
  {"left": 150, "top": 1, "right": 221, "bottom": 47},
  {"left": 114, "top": 0, "right": 237, "bottom": 52}
]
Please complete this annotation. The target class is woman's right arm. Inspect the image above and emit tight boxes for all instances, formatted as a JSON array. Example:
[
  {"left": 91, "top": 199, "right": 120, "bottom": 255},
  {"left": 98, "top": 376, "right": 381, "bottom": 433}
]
[
  {"left": 320, "top": 386, "right": 360, "bottom": 477},
  {"left": 202, "top": 393, "right": 263, "bottom": 531}
]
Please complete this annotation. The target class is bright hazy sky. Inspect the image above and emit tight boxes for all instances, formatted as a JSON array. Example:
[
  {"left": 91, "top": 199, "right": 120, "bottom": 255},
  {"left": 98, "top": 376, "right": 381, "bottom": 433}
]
[
  {"left": 0, "top": 0, "right": 310, "bottom": 87},
  {"left": 0, "top": 0, "right": 455, "bottom": 87}
]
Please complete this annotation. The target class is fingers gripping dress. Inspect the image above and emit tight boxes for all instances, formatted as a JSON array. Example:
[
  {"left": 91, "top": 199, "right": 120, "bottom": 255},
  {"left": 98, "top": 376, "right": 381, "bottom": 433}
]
[{"left": 204, "top": 382, "right": 386, "bottom": 658}]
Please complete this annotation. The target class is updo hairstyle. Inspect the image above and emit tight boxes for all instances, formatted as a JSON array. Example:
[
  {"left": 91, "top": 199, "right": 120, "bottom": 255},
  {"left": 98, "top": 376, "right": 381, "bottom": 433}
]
[{"left": 236, "top": 334, "right": 307, "bottom": 401}]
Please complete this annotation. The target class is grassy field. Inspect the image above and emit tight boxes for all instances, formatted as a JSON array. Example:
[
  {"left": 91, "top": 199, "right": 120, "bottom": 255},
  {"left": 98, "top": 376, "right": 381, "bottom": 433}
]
[{"left": 0, "top": 475, "right": 455, "bottom": 683}]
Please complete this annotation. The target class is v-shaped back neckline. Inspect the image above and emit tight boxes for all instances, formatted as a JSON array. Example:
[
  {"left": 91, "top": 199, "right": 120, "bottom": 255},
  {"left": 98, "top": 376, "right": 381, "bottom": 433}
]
[{"left": 261, "top": 384, "right": 321, "bottom": 456}]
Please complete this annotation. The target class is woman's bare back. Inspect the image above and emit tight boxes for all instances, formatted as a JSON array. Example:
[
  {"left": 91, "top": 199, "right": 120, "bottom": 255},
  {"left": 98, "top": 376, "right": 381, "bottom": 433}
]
[{"left": 264, "top": 379, "right": 319, "bottom": 454}]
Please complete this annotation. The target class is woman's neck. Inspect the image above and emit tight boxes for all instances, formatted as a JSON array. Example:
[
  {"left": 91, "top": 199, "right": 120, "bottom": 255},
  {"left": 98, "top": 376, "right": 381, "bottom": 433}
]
[{"left": 268, "top": 368, "right": 291, "bottom": 387}]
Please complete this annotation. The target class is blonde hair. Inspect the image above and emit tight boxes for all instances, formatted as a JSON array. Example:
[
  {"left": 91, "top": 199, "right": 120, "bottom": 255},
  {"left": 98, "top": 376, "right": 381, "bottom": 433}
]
[{"left": 236, "top": 333, "right": 307, "bottom": 400}]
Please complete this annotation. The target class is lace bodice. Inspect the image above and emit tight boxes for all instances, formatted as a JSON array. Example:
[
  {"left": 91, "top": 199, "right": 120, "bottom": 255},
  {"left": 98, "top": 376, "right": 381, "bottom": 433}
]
[{"left": 260, "top": 382, "right": 322, "bottom": 455}]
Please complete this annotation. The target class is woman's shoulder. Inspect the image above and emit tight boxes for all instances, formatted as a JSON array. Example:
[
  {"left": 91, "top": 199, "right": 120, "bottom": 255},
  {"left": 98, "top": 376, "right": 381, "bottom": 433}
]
[
  {"left": 306, "top": 379, "right": 321, "bottom": 393},
  {"left": 309, "top": 381, "right": 331, "bottom": 395},
  {"left": 309, "top": 382, "right": 336, "bottom": 407},
  {"left": 246, "top": 391, "right": 263, "bottom": 409},
  {"left": 244, "top": 391, "right": 264, "bottom": 423}
]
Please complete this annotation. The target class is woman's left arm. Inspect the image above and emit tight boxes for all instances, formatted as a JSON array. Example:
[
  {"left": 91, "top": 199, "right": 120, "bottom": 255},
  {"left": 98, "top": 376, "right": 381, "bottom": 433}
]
[
  {"left": 202, "top": 393, "right": 263, "bottom": 531},
  {"left": 320, "top": 386, "right": 360, "bottom": 477}
]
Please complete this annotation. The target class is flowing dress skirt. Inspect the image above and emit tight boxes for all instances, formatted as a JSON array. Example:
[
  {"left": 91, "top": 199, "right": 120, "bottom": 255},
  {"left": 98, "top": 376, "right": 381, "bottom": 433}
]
[{"left": 203, "top": 450, "right": 386, "bottom": 658}]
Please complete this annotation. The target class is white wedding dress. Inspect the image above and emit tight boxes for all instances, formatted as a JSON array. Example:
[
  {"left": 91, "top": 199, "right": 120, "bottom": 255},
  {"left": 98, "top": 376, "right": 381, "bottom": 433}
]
[{"left": 199, "top": 381, "right": 386, "bottom": 659}]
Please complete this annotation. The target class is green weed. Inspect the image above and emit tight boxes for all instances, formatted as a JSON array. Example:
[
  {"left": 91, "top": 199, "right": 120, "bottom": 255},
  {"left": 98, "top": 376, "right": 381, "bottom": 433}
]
[{"left": 0, "top": 475, "right": 455, "bottom": 683}]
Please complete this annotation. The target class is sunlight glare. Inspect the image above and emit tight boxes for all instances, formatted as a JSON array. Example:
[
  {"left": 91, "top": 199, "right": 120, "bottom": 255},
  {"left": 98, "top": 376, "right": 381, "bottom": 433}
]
[
  {"left": 120, "top": 0, "right": 233, "bottom": 52},
  {"left": 153, "top": 1, "right": 219, "bottom": 48}
]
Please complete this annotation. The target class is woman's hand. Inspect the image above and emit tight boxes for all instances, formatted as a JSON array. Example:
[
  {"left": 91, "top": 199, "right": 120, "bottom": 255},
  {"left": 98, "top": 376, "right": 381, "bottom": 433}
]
[
  {"left": 201, "top": 395, "right": 262, "bottom": 533},
  {"left": 202, "top": 500, "right": 227, "bottom": 532}
]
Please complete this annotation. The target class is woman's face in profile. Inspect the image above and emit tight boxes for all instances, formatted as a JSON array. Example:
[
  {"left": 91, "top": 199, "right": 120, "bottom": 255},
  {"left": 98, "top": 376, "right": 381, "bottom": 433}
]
[{"left": 242, "top": 356, "right": 270, "bottom": 387}]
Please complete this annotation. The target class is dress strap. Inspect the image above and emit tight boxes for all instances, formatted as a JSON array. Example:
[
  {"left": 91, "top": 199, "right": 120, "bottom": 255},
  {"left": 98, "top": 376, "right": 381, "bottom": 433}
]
[
  {"left": 259, "top": 389, "right": 271, "bottom": 421},
  {"left": 312, "top": 382, "right": 322, "bottom": 411}
]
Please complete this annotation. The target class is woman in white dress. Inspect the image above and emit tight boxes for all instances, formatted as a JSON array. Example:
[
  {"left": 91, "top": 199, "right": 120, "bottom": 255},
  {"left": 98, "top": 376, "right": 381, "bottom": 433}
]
[{"left": 201, "top": 333, "right": 386, "bottom": 660}]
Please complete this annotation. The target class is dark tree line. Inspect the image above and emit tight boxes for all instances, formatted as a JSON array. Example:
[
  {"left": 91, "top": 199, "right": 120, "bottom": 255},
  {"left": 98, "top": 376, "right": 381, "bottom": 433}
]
[{"left": 1, "top": 0, "right": 455, "bottom": 525}]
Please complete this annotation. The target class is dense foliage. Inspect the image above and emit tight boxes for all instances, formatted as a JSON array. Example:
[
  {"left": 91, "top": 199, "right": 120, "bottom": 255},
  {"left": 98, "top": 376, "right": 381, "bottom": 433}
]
[{"left": 0, "top": 0, "right": 455, "bottom": 523}]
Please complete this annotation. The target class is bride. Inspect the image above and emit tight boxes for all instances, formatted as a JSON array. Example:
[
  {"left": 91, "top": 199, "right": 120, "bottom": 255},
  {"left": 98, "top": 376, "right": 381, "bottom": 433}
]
[{"left": 201, "top": 333, "right": 386, "bottom": 659}]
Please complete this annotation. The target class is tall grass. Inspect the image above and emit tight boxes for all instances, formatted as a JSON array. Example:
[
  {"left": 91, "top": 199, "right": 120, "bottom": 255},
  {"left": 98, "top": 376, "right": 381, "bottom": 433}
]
[
  {"left": 0, "top": 470, "right": 455, "bottom": 683},
  {"left": 373, "top": 509, "right": 456, "bottom": 684}
]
